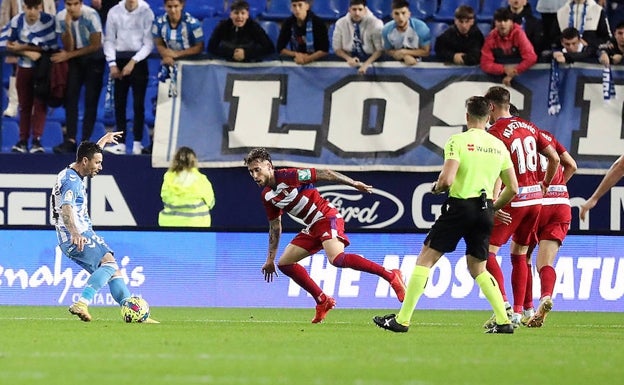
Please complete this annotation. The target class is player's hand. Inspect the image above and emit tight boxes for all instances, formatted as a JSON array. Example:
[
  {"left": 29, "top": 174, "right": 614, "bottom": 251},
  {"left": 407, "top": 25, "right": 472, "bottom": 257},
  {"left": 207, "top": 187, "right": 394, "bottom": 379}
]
[
  {"left": 494, "top": 209, "right": 512, "bottom": 225},
  {"left": 579, "top": 198, "right": 596, "bottom": 221},
  {"left": 71, "top": 232, "right": 87, "bottom": 252},
  {"left": 353, "top": 181, "right": 373, "bottom": 193},
  {"left": 261, "top": 262, "right": 278, "bottom": 282}
]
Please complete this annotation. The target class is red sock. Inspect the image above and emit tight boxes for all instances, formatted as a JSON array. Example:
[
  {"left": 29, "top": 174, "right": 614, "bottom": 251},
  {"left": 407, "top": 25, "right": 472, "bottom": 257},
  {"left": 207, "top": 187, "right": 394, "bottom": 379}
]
[
  {"left": 332, "top": 252, "right": 393, "bottom": 281},
  {"left": 510, "top": 253, "right": 528, "bottom": 313},
  {"left": 278, "top": 263, "right": 324, "bottom": 303},
  {"left": 486, "top": 252, "right": 507, "bottom": 301},
  {"left": 524, "top": 262, "right": 534, "bottom": 310},
  {"left": 539, "top": 265, "right": 556, "bottom": 298}
]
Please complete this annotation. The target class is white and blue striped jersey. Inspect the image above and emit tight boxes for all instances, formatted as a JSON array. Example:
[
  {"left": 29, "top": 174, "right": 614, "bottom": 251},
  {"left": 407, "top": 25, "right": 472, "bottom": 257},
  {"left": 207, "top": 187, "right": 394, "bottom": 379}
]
[
  {"left": 6, "top": 12, "right": 58, "bottom": 68},
  {"left": 151, "top": 11, "right": 203, "bottom": 51},
  {"left": 381, "top": 18, "right": 431, "bottom": 50},
  {"left": 50, "top": 167, "right": 93, "bottom": 244},
  {"left": 56, "top": 6, "right": 103, "bottom": 49}
]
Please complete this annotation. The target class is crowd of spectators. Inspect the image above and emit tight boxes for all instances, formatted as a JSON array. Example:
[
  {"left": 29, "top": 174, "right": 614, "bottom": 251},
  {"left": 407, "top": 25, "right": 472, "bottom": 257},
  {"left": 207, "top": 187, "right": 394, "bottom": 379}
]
[{"left": 1, "top": 0, "right": 624, "bottom": 154}]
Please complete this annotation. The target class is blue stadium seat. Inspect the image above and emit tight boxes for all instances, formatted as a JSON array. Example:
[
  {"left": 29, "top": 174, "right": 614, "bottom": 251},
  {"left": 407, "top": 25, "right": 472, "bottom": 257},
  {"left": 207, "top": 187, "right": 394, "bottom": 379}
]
[
  {"left": 47, "top": 106, "right": 66, "bottom": 126},
  {"left": 258, "top": 20, "right": 281, "bottom": 46},
  {"left": 410, "top": 0, "right": 437, "bottom": 20},
  {"left": 90, "top": 122, "right": 108, "bottom": 142},
  {"left": 479, "top": 0, "right": 507, "bottom": 22},
  {"left": 328, "top": 23, "right": 336, "bottom": 54},
  {"left": 427, "top": 22, "right": 450, "bottom": 56},
  {"left": 261, "top": 0, "right": 292, "bottom": 21},
  {"left": 1, "top": 119, "right": 18, "bottom": 152},
  {"left": 202, "top": 17, "right": 222, "bottom": 47},
  {"left": 477, "top": 22, "right": 492, "bottom": 36},
  {"left": 311, "top": 0, "right": 348, "bottom": 21},
  {"left": 147, "top": 0, "right": 165, "bottom": 16},
  {"left": 185, "top": 1, "right": 218, "bottom": 20},
  {"left": 367, "top": 0, "right": 392, "bottom": 21},
  {"left": 41, "top": 121, "right": 64, "bottom": 151},
  {"left": 434, "top": 0, "right": 480, "bottom": 22}
]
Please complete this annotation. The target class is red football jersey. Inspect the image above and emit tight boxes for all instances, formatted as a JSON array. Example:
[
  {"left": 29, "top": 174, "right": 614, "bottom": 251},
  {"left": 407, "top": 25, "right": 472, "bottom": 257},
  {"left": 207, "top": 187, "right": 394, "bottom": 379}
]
[
  {"left": 537, "top": 131, "right": 569, "bottom": 200},
  {"left": 261, "top": 168, "right": 339, "bottom": 224}
]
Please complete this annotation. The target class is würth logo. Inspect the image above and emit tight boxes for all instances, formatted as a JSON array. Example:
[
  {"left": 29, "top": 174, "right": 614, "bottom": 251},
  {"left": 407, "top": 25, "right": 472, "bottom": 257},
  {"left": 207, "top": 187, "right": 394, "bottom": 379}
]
[{"left": 467, "top": 144, "right": 475, "bottom": 151}]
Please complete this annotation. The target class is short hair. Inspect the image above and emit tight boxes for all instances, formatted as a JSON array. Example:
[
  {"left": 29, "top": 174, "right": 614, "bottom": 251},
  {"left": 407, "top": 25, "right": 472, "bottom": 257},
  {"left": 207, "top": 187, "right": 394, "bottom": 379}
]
[
  {"left": 76, "top": 141, "right": 102, "bottom": 162},
  {"left": 493, "top": 7, "right": 513, "bottom": 21},
  {"left": 465, "top": 96, "right": 490, "bottom": 119},
  {"left": 230, "top": 0, "right": 249, "bottom": 11},
  {"left": 484, "top": 86, "right": 511, "bottom": 106},
  {"left": 349, "top": 0, "right": 367, "bottom": 7},
  {"left": 163, "top": 0, "right": 185, "bottom": 4},
  {"left": 454, "top": 5, "right": 475, "bottom": 20},
  {"left": 170, "top": 146, "right": 198, "bottom": 172},
  {"left": 24, "top": 0, "right": 42, "bottom": 8},
  {"left": 561, "top": 27, "right": 580, "bottom": 41},
  {"left": 391, "top": 0, "right": 409, "bottom": 10},
  {"left": 616, "top": 21, "right": 624, "bottom": 31},
  {"left": 244, "top": 148, "right": 273, "bottom": 166}
]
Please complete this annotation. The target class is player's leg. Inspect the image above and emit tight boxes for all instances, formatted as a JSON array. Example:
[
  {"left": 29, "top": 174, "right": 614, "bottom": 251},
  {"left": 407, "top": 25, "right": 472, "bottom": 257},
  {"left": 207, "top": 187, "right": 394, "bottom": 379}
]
[
  {"left": 320, "top": 218, "right": 405, "bottom": 302},
  {"left": 277, "top": 236, "right": 334, "bottom": 323},
  {"left": 527, "top": 239, "right": 560, "bottom": 327}
]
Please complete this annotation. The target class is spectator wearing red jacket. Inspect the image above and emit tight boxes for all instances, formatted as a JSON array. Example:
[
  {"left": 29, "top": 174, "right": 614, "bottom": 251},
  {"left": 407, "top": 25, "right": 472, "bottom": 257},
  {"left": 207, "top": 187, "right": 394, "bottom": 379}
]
[{"left": 481, "top": 8, "right": 537, "bottom": 86}]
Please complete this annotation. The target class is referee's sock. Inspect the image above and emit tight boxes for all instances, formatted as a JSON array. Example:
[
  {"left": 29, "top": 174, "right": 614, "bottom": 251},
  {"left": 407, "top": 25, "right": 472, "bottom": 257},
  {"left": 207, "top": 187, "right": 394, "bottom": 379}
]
[
  {"left": 395, "top": 265, "right": 429, "bottom": 326},
  {"left": 476, "top": 271, "right": 509, "bottom": 325}
]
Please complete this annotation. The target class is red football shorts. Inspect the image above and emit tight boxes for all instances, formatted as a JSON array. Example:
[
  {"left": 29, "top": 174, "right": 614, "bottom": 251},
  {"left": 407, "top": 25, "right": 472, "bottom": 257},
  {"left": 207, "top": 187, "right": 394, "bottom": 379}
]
[
  {"left": 290, "top": 216, "right": 350, "bottom": 254},
  {"left": 535, "top": 204, "right": 571, "bottom": 244},
  {"left": 489, "top": 204, "right": 541, "bottom": 247}
]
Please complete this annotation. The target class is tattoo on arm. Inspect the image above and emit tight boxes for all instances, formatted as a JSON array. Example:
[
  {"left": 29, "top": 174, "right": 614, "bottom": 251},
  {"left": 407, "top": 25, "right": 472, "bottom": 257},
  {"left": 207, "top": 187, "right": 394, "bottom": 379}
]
[
  {"left": 315, "top": 169, "right": 355, "bottom": 187},
  {"left": 268, "top": 218, "right": 281, "bottom": 260}
]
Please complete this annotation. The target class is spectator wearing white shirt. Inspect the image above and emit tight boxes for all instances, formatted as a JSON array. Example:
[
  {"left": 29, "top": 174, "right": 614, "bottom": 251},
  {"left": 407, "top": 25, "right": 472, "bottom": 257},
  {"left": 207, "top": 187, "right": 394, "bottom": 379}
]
[
  {"left": 103, "top": 0, "right": 154, "bottom": 155},
  {"left": 332, "top": 0, "right": 384, "bottom": 74}
]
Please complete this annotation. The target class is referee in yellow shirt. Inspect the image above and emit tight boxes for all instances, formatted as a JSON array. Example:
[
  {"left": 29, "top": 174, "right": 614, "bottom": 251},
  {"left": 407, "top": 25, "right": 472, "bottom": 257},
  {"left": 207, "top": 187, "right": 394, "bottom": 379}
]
[{"left": 374, "top": 96, "right": 519, "bottom": 334}]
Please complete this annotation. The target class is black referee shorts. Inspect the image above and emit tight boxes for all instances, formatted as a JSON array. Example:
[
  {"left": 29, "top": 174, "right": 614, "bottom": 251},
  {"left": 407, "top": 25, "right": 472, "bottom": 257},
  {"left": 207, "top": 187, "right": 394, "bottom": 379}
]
[{"left": 424, "top": 197, "right": 494, "bottom": 260}]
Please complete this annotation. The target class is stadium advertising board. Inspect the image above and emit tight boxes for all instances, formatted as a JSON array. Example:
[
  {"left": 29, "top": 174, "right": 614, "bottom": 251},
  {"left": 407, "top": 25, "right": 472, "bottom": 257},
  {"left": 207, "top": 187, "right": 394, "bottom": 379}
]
[{"left": 0, "top": 230, "right": 621, "bottom": 312}]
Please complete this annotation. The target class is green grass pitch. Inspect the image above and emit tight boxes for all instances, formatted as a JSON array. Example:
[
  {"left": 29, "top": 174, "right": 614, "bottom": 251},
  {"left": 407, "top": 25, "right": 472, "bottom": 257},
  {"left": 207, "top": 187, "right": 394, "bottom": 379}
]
[{"left": 1, "top": 306, "right": 621, "bottom": 385}]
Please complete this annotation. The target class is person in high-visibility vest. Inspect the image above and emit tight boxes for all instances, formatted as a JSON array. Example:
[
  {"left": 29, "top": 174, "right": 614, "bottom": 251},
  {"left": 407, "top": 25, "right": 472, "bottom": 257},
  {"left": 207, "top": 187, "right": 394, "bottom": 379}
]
[{"left": 158, "top": 146, "right": 215, "bottom": 227}]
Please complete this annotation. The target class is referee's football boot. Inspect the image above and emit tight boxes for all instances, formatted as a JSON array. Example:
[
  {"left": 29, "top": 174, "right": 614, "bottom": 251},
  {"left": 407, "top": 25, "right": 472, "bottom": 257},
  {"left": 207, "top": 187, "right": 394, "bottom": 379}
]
[
  {"left": 484, "top": 322, "right": 514, "bottom": 334},
  {"left": 373, "top": 314, "right": 409, "bottom": 333}
]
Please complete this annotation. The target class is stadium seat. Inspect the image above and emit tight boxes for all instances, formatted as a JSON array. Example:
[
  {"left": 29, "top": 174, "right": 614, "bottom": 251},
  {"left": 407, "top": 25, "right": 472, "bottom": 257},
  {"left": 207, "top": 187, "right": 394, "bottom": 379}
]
[
  {"left": 202, "top": 17, "right": 222, "bottom": 47},
  {"left": 410, "top": 0, "right": 437, "bottom": 20},
  {"left": 367, "top": 0, "right": 392, "bottom": 21},
  {"left": 328, "top": 23, "right": 336, "bottom": 54},
  {"left": 185, "top": 1, "right": 218, "bottom": 20},
  {"left": 47, "top": 106, "right": 66, "bottom": 126},
  {"left": 477, "top": 22, "right": 492, "bottom": 36},
  {"left": 90, "top": 121, "right": 108, "bottom": 142},
  {"left": 479, "top": 0, "right": 507, "bottom": 22},
  {"left": 41, "top": 121, "right": 64, "bottom": 151},
  {"left": 258, "top": 20, "right": 282, "bottom": 46},
  {"left": 434, "top": 0, "right": 480, "bottom": 22},
  {"left": 427, "top": 21, "right": 450, "bottom": 56},
  {"left": 1, "top": 119, "right": 18, "bottom": 152},
  {"left": 311, "top": 0, "right": 348, "bottom": 21},
  {"left": 147, "top": 0, "right": 165, "bottom": 16},
  {"left": 261, "top": 0, "right": 292, "bottom": 21}
]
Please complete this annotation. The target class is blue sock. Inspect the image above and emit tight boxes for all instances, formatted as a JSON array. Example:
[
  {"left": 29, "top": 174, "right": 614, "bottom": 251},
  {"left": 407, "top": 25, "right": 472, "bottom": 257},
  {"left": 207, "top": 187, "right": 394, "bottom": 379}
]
[
  {"left": 81, "top": 264, "right": 116, "bottom": 303},
  {"left": 108, "top": 276, "right": 131, "bottom": 305}
]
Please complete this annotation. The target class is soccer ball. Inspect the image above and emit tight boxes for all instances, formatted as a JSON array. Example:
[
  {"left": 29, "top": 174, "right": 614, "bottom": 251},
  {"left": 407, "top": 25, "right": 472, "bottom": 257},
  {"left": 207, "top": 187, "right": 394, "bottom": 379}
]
[{"left": 121, "top": 296, "right": 150, "bottom": 323}]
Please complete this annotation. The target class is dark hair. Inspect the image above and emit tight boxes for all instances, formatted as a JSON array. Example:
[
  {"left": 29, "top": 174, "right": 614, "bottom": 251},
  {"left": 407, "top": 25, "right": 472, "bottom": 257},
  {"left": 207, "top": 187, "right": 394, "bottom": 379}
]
[
  {"left": 493, "top": 7, "right": 513, "bottom": 22},
  {"left": 244, "top": 148, "right": 272, "bottom": 166},
  {"left": 170, "top": 146, "right": 198, "bottom": 172},
  {"left": 230, "top": 0, "right": 249, "bottom": 11},
  {"left": 349, "top": 0, "right": 367, "bottom": 6},
  {"left": 616, "top": 21, "right": 624, "bottom": 30},
  {"left": 162, "top": 0, "right": 185, "bottom": 4},
  {"left": 391, "top": 0, "right": 409, "bottom": 10},
  {"left": 465, "top": 96, "right": 490, "bottom": 119},
  {"left": 76, "top": 141, "right": 103, "bottom": 162},
  {"left": 24, "top": 0, "right": 42, "bottom": 8},
  {"left": 484, "top": 86, "right": 511, "bottom": 106},
  {"left": 454, "top": 5, "right": 475, "bottom": 20},
  {"left": 561, "top": 27, "right": 580, "bottom": 40}
]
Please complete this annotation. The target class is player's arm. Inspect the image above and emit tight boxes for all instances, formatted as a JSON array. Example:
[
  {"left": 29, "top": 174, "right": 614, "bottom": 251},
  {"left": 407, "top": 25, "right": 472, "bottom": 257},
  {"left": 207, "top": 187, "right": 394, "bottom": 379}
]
[
  {"left": 315, "top": 169, "right": 372, "bottom": 193},
  {"left": 431, "top": 159, "right": 458, "bottom": 194},
  {"left": 540, "top": 144, "right": 560, "bottom": 187},
  {"left": 96, "top": 131, "right": 123, "bottom": 148},
  {"left": 494, "top": 167, "right": 519, "bottom": 211},
  {"left": 560, "top": 151, "right": 577, "bottom": 183},
  {"left": 580, "top": 154, "right": 624, "bottom": 220},
  {"left": 262, "top": 217, "right": 282, "bottom": 282},
  {"left": 61, "top": 204, "right": 87, "bottom": 251}
]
